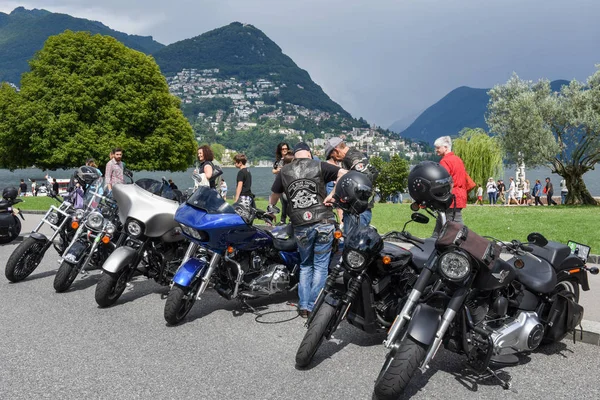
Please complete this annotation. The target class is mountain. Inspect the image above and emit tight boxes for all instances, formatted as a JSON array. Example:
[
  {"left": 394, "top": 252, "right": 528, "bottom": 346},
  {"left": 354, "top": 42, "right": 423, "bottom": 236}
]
[
  {"left": 399, "top": 80, "right": 570, "bottom": 144},
  {"left": 152, "top": 22, "right": 348, "bottom": 116},
  {"left": 0, "top": 7, "right": 164, "bottom": 84},
  {"left": 388, "top": 108, "right": 425, "bottom": 133}
]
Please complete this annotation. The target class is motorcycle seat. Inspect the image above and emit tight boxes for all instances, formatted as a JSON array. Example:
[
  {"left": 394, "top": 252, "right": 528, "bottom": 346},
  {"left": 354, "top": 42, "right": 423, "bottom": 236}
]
[
  {"left": 530, "top": 241, "right": 571, "bottom": 269},
  {"left": 256, "top": 224, "right": 297, "bottom": 252},
  {"left": 515, "top": 255, "right": 557, "bottom": 294}
]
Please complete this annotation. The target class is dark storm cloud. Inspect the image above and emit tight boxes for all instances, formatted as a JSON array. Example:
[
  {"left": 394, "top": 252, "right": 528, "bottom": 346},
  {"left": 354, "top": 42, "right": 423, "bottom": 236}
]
[{"left": 2, "top": 0, "right": 600, "bottom": 127}]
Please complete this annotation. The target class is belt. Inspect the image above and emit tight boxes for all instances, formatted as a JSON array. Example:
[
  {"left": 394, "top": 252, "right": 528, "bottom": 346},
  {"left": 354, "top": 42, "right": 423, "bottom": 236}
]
[{"left": 320, "top": 219, "right": 337, "bottom": 225}]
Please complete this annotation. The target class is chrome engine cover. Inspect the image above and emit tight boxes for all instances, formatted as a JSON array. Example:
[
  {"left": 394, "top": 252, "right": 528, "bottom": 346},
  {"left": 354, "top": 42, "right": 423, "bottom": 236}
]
[
  {"left": 248, "top": 264, "right": 290, "bottom": 295},
  {"left": 488, "top": 311, "right": 545, "bottom": 355}
]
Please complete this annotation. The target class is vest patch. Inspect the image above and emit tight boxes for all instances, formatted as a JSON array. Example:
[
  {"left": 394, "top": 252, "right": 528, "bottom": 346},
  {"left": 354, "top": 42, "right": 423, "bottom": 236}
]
[
  {"left": 289, "top": 179, "right": 319, "bottom": 209},
  {"left": 303, "top": 211, "right": 313, "bottom": 221}
]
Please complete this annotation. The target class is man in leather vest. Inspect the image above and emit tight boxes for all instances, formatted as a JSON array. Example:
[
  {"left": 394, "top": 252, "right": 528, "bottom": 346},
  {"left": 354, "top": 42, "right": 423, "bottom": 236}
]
[
  {"left": 325, "top": 137, "right": 377, "bottom": 234},
  {"left": 268, "top": 142, "right": 347, "bottom": 318}
]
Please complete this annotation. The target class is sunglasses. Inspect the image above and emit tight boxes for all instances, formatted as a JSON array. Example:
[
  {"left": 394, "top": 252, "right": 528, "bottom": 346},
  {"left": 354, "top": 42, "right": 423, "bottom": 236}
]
[{"left": 281, "top": 147, "right": 289, "bottom": 151}]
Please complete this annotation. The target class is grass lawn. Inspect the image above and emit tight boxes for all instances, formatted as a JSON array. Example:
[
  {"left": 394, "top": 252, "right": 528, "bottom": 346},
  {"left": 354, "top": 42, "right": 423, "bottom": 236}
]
[{"left": 17, "top": 196, "right": 599, "bottom": 253}]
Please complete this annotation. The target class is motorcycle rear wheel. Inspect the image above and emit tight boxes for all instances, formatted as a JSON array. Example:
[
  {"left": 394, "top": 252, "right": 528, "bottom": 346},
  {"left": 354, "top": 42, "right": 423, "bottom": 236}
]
[
  {"left": 53, "top": 261, "right": 80, "bottom": 292},
  {"left": 164, "top": 283, "right": 197, "bottom": 325},
  {"left": 0, "top": 216, "right": 21, "bottom": 244},
  {"left": 295, "top": 302, "right": 337, "bottom": 368},
  {"left": 95, "top": 268, "right": 130, "bottom": 307},
  {"left": 555, "top": 277, "right": 580, "bottom": 302},
  {"left": 373, "top": 337, "right": 427, "bottom": 400},
  {"left": 5, "top": 236, "right": 47, "bottom": 282}
]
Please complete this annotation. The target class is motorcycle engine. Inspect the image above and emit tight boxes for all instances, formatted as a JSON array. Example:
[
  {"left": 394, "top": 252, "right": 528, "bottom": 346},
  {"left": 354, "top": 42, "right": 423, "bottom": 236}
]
[
  {"left": 248, "top": 264, "right": 290, "bottom": 295},
  {"left": 486, "top": 311, "right": 544, "bottom": 355}
]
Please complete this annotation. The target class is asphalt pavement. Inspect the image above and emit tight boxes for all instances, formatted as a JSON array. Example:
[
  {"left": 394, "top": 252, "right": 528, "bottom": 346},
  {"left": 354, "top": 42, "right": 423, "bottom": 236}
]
[{"left": 1, "top": 217, "right": 599, "bottom": 399}]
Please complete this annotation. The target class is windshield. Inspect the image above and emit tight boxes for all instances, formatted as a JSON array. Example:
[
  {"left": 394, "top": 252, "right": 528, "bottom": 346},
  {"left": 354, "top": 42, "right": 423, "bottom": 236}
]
[
  {"left": 186, "top": 186, "right": 235, "bottom": 214},
  {"left": 84, "top": 177, "right": 105, "bottom": 203},
  {"left": 134, "top": 178, "right": 180, "bottom": 201}
]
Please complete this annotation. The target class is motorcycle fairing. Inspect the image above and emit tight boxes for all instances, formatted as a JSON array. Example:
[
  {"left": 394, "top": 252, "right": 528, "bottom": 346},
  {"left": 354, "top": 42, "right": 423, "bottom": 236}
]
[{"left": 172, "top": 257, "right": 208, "bottom": 287}]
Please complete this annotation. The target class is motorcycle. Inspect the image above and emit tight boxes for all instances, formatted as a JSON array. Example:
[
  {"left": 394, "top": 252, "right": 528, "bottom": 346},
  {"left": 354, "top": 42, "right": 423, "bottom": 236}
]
[
  {"left": 295, "top": 211, "right": 436, "bottom": 368},
  {"left": 162, "top": 186, "right": 315, "bottom": 326},
  {"left": 5, "top": 189, "right": 78, "bottom": 282},
  {"left": 0, "top": 187, "right": 25, "bottom": 245},
  {"left": 94, "top": 178, "right": 192, "bottom": 307},
  {"left": 53, "top": 179, "right": 124, "bottom": 292},
  {"left": 373, "top": 215, "right": 598, "bottom": 399}
]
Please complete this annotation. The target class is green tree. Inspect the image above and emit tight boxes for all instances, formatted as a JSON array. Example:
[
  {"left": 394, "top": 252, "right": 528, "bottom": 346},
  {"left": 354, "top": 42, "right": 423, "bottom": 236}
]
[
  {"left": 0, "top": 31, "right": 196, "bottom": 171},
  {"left": 371, "top": 155, "right": 409, "bottom": 203},
  {"left": 453, "top": 128, "right": 504, "bottom": 199},
  {"left": 211, "top": 143, "right": 226, "bottom": 162},
  {"left": 487, "top": 73, "right": 599, "bottom": 205}
]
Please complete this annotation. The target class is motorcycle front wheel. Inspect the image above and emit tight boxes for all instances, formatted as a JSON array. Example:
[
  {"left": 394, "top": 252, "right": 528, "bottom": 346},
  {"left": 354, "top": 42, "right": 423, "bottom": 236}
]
[
  {"left": 373, "top": 337, "right": 427, "bottom": 400},
  {"left": 53, "top": 260, "right": 81, "bottom": 292},
  {"left": 295, "top": 302, "right": 337, "bottom": 368},
  {"left": 164, "top": 283, "right": 198, "bottom": 325},
  {"left": 5, "top": 236, "right": 47, "bottom": 282},
  {"left": 95, "top": 267, "right": 131, "bottom": 307}
]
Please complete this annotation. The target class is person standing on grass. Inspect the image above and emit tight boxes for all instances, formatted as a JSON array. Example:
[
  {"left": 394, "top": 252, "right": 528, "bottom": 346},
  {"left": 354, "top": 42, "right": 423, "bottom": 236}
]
[
  {"left": 475, "top": 184, "right": 483, "bottom": 205},
  {"left": 272, "top": 142, "right": 291, "bottom": 224},
  {"left": 560, "top": 179, "right": 568, "bottom": 204},
  {"left": 545, "top": 177, "right": 557, "bottom": 205},
  {"left": 523, "top": 179, "right": 532, "bottom": 206},
  {"left": 505, "top": 177, "right": 518, "bottom": 206},
  {"left": 220, "top": 179, "right": 228, "bottom": 200},
  {"left": 234, "top": 153, "right": 254, "bottom": 208},
  {"left": 533, "top": 179, "right": 543, "bottom": 206},
  {"left": 497, "top": 180, "right": 506, "bottom": 205},
  {"left": 18, "top": 179, "right": 27, "bottom": 197},
  {"left": 486, "top": 178, "right": 497, "bottom": 205},
  {"left": 433, "top": 136, "right": 468, "bottom": 235}
]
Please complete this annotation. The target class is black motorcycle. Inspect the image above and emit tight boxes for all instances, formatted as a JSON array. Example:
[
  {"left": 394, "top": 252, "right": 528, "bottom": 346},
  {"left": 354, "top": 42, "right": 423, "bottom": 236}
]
[
  {"left": 0, "top": 187, "right": 24, "bottom": 245},
  {"left": 5, "top": 190, "right": 77, "bottom": 282},
  {"left": 295, "top": 211, "right": 435, "bottom": 368},
  {"left": 373, "top": 223, "right": 598, "bottom": 399}
]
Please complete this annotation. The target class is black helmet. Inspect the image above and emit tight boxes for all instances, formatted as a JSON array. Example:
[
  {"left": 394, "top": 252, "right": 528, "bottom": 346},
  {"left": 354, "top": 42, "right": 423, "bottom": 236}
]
[
  {"left": 2, "top": 186, "right": 18, "bottom": 200},
  {"left": 408, "top": 161, "right": 453, "bottom": 210},
  {"left": 334, "top": 171, "right": 373, "bottom": 215},
  {"left": 76, "top": 166, "right": 99, "bottom": 186}
]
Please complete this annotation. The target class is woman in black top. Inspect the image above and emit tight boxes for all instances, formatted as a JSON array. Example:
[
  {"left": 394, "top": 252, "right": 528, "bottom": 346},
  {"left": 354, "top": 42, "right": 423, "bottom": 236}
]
[
  {"left": 272, "top": 142, "right": 290, "bottom": 224},
  {"left": 195, "top": 145, "right": 217, "bottom": 189},
  {"left": 234, "top": 153, "right": 254, "bottom": 207}
]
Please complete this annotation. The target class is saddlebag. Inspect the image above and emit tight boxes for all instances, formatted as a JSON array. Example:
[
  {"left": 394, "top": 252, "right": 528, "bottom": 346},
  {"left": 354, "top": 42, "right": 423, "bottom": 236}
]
[
  {"left": 545, "top": 293, "right": 584, "bottom": 342},
  {"left": 436, "top": 221, "right": 502, "bottom": 270}
]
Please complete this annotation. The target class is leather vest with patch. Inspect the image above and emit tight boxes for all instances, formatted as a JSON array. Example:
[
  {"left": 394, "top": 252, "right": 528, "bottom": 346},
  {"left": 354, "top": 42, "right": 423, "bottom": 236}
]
[{"left": 281, "top": 159, "right": 333, "bottom": 226}]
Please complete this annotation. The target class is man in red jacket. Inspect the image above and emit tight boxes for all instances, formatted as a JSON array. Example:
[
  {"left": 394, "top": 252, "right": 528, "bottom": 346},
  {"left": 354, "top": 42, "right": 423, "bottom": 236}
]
[{"left": 433, "top": 136, "right": 468, "bottom": 235}]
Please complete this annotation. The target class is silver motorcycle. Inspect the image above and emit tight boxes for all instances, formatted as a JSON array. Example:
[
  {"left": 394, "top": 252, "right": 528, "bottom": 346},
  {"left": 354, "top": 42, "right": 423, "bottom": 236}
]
[{"left": 94, "top": 178, "right": 196, "bottom": 307}]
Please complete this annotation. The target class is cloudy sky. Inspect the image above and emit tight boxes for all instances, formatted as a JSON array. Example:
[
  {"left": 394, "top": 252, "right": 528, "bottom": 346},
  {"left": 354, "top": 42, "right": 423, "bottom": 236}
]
[{"left": 1, "top": 0, "right": 599, "bottom": 128}]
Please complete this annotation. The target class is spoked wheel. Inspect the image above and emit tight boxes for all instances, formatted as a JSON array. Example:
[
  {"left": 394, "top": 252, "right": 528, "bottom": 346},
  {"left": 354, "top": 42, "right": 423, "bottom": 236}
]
[
  {"left": 5, "top": 236, "right": 47, "bottom": 282},
  {"left": 374, "top": 337, "right": 427, "bottom": 400},
  {"left": 295, "top": 302, "right": 338, "bottom": 368},
  {"left": 164, "top": 283, "right": 198, "bottom": 325},
  {"left": 95, "top": 268, "right": 131, "bottom": 307},
  {"left": 53, "top": 261, "right": 81, "bottom": 292}
]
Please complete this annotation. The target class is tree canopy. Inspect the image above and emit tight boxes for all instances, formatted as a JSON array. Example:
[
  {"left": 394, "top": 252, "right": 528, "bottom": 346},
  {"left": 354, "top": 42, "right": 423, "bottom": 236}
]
[
  {"left": 486, "top": 72, "right": 600, "bottom": 204},
  {"left": 0, "top": 31, "right": 196, "bottom": 171},
  {"left": 371, "top": 155, "right": 409, "bottom": 203}
]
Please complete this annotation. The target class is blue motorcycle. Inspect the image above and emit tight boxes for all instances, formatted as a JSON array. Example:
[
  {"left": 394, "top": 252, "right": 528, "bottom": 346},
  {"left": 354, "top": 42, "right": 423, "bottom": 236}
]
[{"left": 164, "top": 187, "right": 307, "bottom": 325}]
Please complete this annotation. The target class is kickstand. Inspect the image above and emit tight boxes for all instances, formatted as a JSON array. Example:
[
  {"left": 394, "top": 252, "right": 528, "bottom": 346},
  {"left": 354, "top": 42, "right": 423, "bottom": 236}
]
[
  {"left": 485, "top": 367, "right": 516, "bottom": 392},
  {"left": 239, "top": 298, "right": 259, "bottom": 315}
]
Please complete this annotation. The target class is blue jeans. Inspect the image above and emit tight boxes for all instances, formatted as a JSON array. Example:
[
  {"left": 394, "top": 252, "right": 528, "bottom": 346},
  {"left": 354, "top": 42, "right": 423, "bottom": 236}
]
[
  {"left": 294, "top": 222, "right": 334, "bottom": 312},
  {"left": 343, "top": 209, "right": 372, "bottom": 235},
  {"left": 561, "top": 192, "right": 567, "bottom": 204}
]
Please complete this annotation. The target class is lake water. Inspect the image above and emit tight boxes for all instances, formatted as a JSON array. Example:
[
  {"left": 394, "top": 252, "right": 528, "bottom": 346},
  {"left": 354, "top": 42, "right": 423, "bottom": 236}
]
[{"left": 1, "top": 164, "right": 599, "bottom": 199}]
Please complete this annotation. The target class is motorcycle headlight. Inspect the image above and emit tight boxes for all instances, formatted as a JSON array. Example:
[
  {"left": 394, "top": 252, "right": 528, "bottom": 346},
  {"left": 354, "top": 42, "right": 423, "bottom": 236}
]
[
  {"left": 126, "top": 219, "right": 143, "bottom": 238},
  {"left": 47, "top": 211, "right": 60, "bottom": 225},
  {"left": 180, "top": 224, "right": 208, "bottom": 241},
  {"left": 343, "top": 249, "right": 367, "bottom": 272},
  {"left": 86, "top": 211, "right": 104, "bottom": 230},
  {"left": 439, "top": 251, "right": 471, "bottom": 281},
  {"left": 74, "top": 209, "right": 85, "bottom": 221},
  {"left": 105, "top": 222, "right": 116, "bottom": 235}
]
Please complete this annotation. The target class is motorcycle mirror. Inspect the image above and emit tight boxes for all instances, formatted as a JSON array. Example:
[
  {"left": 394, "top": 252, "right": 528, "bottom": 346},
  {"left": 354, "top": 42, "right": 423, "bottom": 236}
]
[
  {"left": 410, "top": 202, "right": 420, "bottom": 212},
  {"left": 589, "top": 267, "right": 599, "bottom": 275},
  {"left": 411, "top": 212, "right": 429, "bottom": 224},
  {"left": 527, "top": 232, "right": 548, "bottom": 247}
]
